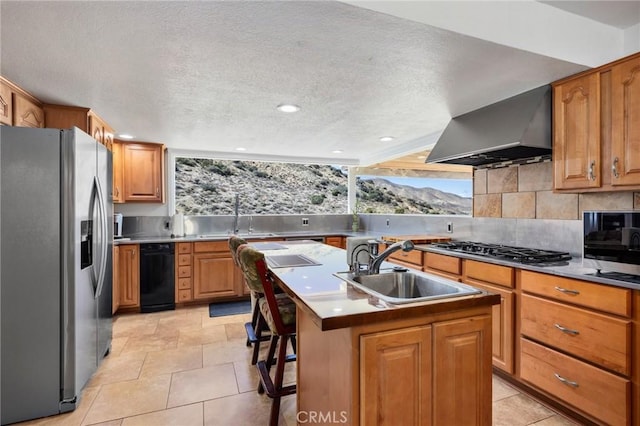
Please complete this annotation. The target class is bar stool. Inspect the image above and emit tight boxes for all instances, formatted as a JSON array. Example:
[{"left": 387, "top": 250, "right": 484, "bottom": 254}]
[
  {"left": 228, "top": 236, "right": 270, "bottom": 365},
  {"left": 237, "top": 244, "right": 296, "bottom": 426}
]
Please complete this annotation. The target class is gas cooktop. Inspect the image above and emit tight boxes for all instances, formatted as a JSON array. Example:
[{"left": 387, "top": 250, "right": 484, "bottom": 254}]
[{"left": 430, "top": 241, "right": 572, "bottom": 265}]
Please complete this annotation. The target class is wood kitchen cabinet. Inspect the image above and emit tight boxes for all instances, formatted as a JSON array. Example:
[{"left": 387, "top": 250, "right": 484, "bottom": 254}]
[
  {"left": 111, "top": 140, "right": 124, "bottom": 203},
  {"left": 298, "top": 306, "right": 493, "bottom": 426},
  {"left": 553, "top": 51, "right": 640, "bottom": 192},
  {"left": 325, "top": 236, "right": 345, "bottom": 249},
  {"left": 43, "top": 104, "right": 114, "bottom": 149},
  {"left": 176, "top": 243, "right": 193, "bottom": 303},
  {"left": 117, "top": 140, "right": 165, "bottom": 203},
  {"left": 0, "top": 76, "right": 44, "bottom": 128},
  {"left": 118, "top": 244, "right": 140, "bottom": 309},
  {"left": 519, "top": 271, "right": 633, "bottom": 426},
  {"left": 112, "top": 245, "right": 120, "bottom": 314},
  {"left": 192, "top": 241, "right": 241, "bottom": 300}
]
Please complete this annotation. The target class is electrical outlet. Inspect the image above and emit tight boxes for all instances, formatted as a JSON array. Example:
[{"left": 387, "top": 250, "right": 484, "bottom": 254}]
[
  {"left": 302, "top": 217, "right": 309, "bottom": 226},
  {"left": 446, "top": 222, "right": 453, "bottom": 233},
  {"left": 386, "top": 218, "right": 390, "bottom": 227}
]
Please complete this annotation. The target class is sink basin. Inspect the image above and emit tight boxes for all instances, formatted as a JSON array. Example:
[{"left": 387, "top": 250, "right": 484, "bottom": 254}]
[{"left": 334, "top": 271, "right": 481, "bottom": 304}]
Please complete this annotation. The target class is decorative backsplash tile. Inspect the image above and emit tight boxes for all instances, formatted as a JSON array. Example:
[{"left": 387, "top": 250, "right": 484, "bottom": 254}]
[
  {"left": 502, "top": 192, "right": 535, "bottom": 218},
  {"left": 487, "top": 166, "right": 518, "bottom": 193},
  {"left": 473, "top": 162, "right": 638, "bottom": 220}
]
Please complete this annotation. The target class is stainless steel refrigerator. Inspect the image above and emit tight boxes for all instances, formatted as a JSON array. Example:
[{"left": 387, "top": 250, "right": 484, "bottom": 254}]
[{"left": 1, "top": 126, "right": 113, "bottom": 425}]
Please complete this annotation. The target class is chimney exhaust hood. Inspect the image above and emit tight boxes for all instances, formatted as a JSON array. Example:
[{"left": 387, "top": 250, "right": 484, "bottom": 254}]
[{"left": 426, "top": 85, "right": 551, "bottom": 167}]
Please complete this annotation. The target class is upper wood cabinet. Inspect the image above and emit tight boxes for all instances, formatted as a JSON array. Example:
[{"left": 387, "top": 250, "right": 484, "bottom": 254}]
[
  {"left": 553, "top": 52, "right": 640, "bottom": 191},
  {"left": 0, "top": 76, "right": 44, "bottom": 128},
  {"left": 553, "top": 73, "right": 601, "bottom": 190},
  {"left": 43, "top": 104, "right": 114, "bottom": 150},
  {"left": 114, "top": 140, "right": 165, "bottom": 203},
  {"left": 611, "top": 55, "right": 640, "bottom": 186}
]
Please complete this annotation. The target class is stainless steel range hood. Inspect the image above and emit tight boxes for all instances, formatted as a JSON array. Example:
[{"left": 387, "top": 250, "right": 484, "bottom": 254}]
[{"left": 426, "top": 85, "right": 551, "bottom": 166}]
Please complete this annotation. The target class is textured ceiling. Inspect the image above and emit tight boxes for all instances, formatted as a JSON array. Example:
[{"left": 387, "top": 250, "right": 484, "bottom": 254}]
[{"left": 1, "top": 1, "right": 637, "bottom": 165}]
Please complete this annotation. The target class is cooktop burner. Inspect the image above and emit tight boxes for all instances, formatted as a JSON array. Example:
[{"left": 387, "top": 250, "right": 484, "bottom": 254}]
[{"left": 430, "top": 241, "right": 572, "bottom": 264}]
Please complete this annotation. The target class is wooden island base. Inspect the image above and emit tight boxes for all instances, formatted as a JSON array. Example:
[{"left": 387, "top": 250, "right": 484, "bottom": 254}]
[{"left": 296, "top": 304, "right": 494, "bottom": 426}]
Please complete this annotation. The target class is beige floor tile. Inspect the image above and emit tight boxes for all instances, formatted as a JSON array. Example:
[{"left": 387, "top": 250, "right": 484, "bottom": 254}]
[
  {"left": 178, "top": 325, "right": 228, "bottom": 347},
  {"left": 492, "top": 376, "right": 520, "bottom": 402},
  {"left": 87, "top": 351, "right": 146, "bottom": 387},
  {"left": 109, "top": 336, "right": 129, "bottom": 357},
  {"left": 233, "top": 361, "right": 260, "bottom": 393},
  {"left": 140, "top": 345, "right": 202, "bottom": 377},
  {"left": 167, "top": 363, "right": 238, "bottom": 408},
  {"left": 85, "top": 420, "right": 123, "bottom": 426},
  {"left": 121, "top": 333, "right": 179, "bottom": 354},
  {"left": 203, "top": 312, "right": 252, "bottom": 327},
  {"left": 203, "top": 391, "right": 278, "bottom": 426},
  {"left": 121, "top": 403, "right": 203, "bottom": 426},
  {"left": 82, "top": 374, "right": 172, "bottom": 425},
  {"left": 157, "top": 313, "right": 204, "bottom": 333},
  {"left": 530, "top": 414, "right": 579, "bottom": 425},
  {"left": 112, "top": 315, "right": 158, "bottom": 338},
  {"left": 280, "top": 394, "right": 298, "bottom": 426},
  {"left": 492, "top": 394, "right": 554, "bottom": 426},
  {"left": 202, "top": 339, "right": 254, "bottom": 367},
  {"left": 225, "top": 322, "right": 249, "bottom": 340}
]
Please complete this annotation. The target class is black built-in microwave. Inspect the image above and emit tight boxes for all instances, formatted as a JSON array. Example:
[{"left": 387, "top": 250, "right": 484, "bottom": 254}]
[{"left": 583, "top": 211, "right": 640, "bottom": 279}]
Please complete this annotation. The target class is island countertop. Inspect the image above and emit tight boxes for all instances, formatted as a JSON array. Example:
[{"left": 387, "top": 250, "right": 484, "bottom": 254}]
[{"left": 260, "top": 241, "right": 500, "bottom": 331}]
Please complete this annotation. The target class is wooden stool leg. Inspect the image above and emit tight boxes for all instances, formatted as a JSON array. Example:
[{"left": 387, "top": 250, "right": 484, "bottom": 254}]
[
  {"left": 269, "top": 334, "right": 289, "bottom": 426},
  {"left": 251, "top": 312, "right": 266, "bottom": 365},
  {"left": 258, "top": 334, "right": 279, "bottom": 394}
]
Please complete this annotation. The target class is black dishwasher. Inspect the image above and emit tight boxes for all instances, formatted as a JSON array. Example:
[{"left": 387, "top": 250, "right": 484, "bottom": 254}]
[{"left": 140, "top": 243, "right": 175, "bottom": 313}]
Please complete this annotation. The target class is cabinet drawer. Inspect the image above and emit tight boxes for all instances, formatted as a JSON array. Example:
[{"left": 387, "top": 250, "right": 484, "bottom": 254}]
[
  {"left": 177, "top": 289, "right": 192, "bottom": 302},
  {"left": 178, "top": 278, "right": 192, "bottom": 290},
  {"left": 388, "top": 249, "right": 422, "bottom": 266},
  {"left": 521, "top": 294, "right": 631, "bottom": 375},
  {"left": 521, "top": 338, "right": 630, "bottom": 426},
  {"left": 520, "top": 270, "right": 631, "bottom": 317},
  {"left": 194, "top": 241, "right": 228, "bottom": 253},
  {"left": 178, "top": 266, "right": 191, "bottom": 278},
  {"left": 464, "top": 260, "right": 513, "bottom": 288},
  {"left": 178, "top": 254, "right": 191, "bottom": 266},
  {"left": 177, "top": 243, "right": 192, "bottom": 254},
  {"left": 423, "top": 252, "right": 461, "bottom": 276}
]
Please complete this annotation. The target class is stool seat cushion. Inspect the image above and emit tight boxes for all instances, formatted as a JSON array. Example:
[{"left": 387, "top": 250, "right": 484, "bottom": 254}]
[{"left": 259, "top": 293, "right": 296, "bottom": 333}]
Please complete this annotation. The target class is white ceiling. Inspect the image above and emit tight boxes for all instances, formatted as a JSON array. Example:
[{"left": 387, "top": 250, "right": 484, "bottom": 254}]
[{"left": 1, "top": 1, "right": 639, "bottom": 166}]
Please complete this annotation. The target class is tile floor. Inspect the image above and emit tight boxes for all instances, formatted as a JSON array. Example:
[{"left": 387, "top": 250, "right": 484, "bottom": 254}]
[{"left": 15, "top": 306, "right": 578, "bottom": 426}]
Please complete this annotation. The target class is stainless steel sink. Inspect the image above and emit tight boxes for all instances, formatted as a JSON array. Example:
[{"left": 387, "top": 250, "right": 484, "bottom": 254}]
[{"left": 334, "top": 271, "right": 481, "bottom": 304}]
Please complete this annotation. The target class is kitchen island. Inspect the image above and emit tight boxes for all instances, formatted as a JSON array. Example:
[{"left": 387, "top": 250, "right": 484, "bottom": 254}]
[{"left": 262, "top": 241, "right": 500, "bottom": 426}]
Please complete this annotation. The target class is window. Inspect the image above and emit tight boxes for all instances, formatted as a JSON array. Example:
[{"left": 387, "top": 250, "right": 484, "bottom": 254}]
[
  {"left": 355, "top": 175, "right": 472, "bottom": 215},
  {"left": 173, "top": 157, "right": 472, "bottom": 216},
  {"left": 174, "top": 158, "right": 348, "bottom": 215}
]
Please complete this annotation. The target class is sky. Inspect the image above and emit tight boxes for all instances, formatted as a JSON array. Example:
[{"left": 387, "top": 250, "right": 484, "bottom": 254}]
[{"left": 361, "top": 176, "right": 473, "bottom": 198}]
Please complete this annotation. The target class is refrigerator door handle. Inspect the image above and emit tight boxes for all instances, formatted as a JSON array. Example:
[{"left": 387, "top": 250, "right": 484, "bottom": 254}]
[{"left": 93, "top": 176, "right": 108, "bottom": 299}]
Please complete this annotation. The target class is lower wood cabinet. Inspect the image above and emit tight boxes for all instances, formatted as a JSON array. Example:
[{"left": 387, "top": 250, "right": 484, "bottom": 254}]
[
  {"left": 325, "top": 236, "right": 345, "bottom": 249},
  {"left": 176, "top": 243, "right": 193, "bottom": 302},
  {"left": 112, "top": 246, "right": 120, "bottom": 314},
  {"left": 192, "top": 241, "right": 242, "bottom": 300},
  {"left": 118, "top": 244, "right": 140, "bottom": 308}
]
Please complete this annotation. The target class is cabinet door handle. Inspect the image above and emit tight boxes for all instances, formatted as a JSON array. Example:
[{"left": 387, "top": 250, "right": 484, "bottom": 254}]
[
  {"left": 612, "top": 157, "right": 620, "bottom": 179},
  {"left": 588, "top": 160, "right": 596, "bottom": 181},
  {"left": 554, "top": 323, "right": 580, "bottom": 335},
  {"left": 554, "top": 286, "right": 580, "bottom": 296},
  {"left": 131, "top": 250, "right": 135, "bottom": 257},
  {"left": 554, "top": 373, "right": 579, "bottom": 388},
  {"left": 156, "top": 187, "right": 160, "bottom": 197}
]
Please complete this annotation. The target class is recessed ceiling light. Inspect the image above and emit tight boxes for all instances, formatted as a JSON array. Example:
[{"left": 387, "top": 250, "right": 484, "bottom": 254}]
[
  {"left": 118, "top": 134, "right": 134, "bottom": 140},
  {"left": 332, "top": 150, "right": 343, "bottom": 154},
  {"left": 379, "top": 136, "right": 394, "bottom": 142},
  {"left": 276, "top": 104, "right": 301, "bottom": 113},
  {"left": 235, "top": 147, "right": 247, "bottom": 151}
]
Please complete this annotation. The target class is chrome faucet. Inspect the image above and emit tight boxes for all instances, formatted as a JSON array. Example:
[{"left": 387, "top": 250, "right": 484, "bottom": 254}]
[
  {"left": 368, "top": 240, "right": 415, "bottom": 274},
  {"left": 232, "top": 194, "right": 240, "bottom": 234}
]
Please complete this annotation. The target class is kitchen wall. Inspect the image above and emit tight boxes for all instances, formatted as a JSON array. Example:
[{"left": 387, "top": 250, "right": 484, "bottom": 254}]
[{"left": 473, "top": 161, "right": 640, "bottom": 218}]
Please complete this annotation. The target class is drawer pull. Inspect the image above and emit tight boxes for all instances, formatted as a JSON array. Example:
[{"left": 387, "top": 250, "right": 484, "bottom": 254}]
[
  {"left": 554, "top": 373, "right": 579, "bottom": 388},
  {"left": 554, "top": 323, "right": 580, "bottom": 335},
  {"left": 554, "top": 286, "right": 580, "bottom": 296}
]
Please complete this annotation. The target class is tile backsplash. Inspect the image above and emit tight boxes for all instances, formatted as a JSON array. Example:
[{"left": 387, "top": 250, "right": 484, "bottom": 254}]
[{"left": 473, "top": 161, "right": 640, "bottom": 219}]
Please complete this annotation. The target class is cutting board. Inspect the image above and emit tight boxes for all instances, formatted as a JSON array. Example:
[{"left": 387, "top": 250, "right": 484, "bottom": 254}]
[{"left": 382, "top": 235, "right": 452, "bottom": 244}]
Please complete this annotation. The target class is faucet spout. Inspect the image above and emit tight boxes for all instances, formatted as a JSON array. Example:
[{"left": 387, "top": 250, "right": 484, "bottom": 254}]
[
  {"left": 369, "top": 240, "right": 414, "bottom": 274},
  {"left": 232, "top": 194, "right": 240, "bottom": 234}
]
